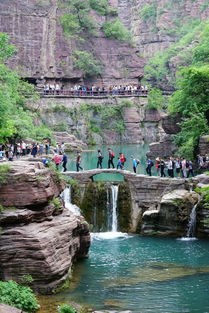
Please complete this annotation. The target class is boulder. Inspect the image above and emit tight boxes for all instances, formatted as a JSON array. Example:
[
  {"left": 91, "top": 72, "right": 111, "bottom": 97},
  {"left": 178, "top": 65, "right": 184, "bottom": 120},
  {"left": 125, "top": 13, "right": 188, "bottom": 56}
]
[
  {"left": 141, "top": 189, "right": 199, "bottom": 237},
  {"left": 146, "top": 135, "right": 177, "bottom": 158},
  {"left": 0, "top": 304, "right": 25, "bottom": 313},
  {"left": 0, "top": 161, "right": 90, "bottom": 294},
  {"left": 0, "top": 161, "right": 64, "bottom": 207}
]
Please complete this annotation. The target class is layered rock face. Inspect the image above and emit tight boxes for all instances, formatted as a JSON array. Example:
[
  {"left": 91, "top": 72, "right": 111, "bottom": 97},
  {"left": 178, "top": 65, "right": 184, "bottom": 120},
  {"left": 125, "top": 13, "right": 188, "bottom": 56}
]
[
  {"left": 0, "top": 0, "right": 144, "bottom": 86},
  {"left": 0, "top": 161, "right": 90, "bottom": 294},
  {"left": 36, "top": 96, "right": 170, "bottom": 145}
]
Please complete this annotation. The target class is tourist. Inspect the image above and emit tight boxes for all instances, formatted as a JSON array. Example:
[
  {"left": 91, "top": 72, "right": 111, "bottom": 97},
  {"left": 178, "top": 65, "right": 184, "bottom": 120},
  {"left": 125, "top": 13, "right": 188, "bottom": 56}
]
[
  {"left": 146, "top": 158, "right": 154, "bottom": 176},
  {"left": 31, "top": 144, "right": 38, "bottom": 158},
  {"left": 107, "top": 148, "right": 115, "bottom": 169},
  {"left": 21, "top": 141, "right": 26, "bottom": 156},
  {"left": 76, "top": 151, "right": 83, "bottom": 172},
  {"left": 8, "top": 149, "right": 13, "bottom": 161},
  {"left": 60, "top": 142, "right": 65, "bottom": 154},
  {"left": 97, "top": 149, "right": 103, "bottom": 169},
  {"left": 187, "top": 160, "right": 194, "bottom": 177},
  {"left": 55, "top": 82, "right": 61, "bottom": 95},
  {"left": 160, "top": 158, "right": 166, "bottom": 177},
  {"left": 62, "top": 153, "right": 68, "bottom": 172},
  {"left": 155, "top": 157, "right": 160, "bottom": 176},
  {"left": 53, "top": 154, "right": 62, "bottom": 170},
  {"left": 175, "top": 158, "right": 181, "bottom": 178},
  {"left": 117, "top": 157, "right": 123, "bottom": 169},
  {"left": 38, "top": 143, "right": 44, "bottom": 156},
  {"left": 181, "top": 158, "right": 187, "bottom": 178},
  {"left": 132, "top": 156, "right": 140, "bottom": 173},
  {"left": 167, "top": 157, "right": 174, "bottom": 178},
  {"left": 119, "top": 152, "right": 126, "bottom": 168}
]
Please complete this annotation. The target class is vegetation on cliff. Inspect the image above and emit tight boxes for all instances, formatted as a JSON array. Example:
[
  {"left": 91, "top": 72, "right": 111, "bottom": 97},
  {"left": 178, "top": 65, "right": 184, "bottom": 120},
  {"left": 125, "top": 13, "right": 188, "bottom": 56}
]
[
  {"left": 144, "top": 19, "right": 209, "bottom": 159},
  {"left": 59, "top": 0, "right": 130, "bottom": 77},
  {"left": 0, "top": 33, "right": 51, "bottom": 142}
]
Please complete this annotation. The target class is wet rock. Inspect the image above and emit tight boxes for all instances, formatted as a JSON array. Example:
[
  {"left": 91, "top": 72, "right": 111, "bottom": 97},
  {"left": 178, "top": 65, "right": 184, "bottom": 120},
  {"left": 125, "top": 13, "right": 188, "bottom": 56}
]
[{"left": 141, "top": 189, "right": 199, "bottom": 237}]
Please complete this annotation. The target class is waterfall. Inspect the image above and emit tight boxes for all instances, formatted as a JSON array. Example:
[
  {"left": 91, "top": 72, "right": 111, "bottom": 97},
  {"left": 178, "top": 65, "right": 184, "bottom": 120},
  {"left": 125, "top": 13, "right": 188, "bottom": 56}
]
[
  {"left": 92, "top": 184, "right": 128, "bottom": 240},
  {"left": 186, "top": 203, "right": 198, "bottom": 238},
  {"left": 111, "top": 185, "right": 118, "bottom": 232},
  {"left": 62, "top": 186, "right": 81, "bottom": 215}
]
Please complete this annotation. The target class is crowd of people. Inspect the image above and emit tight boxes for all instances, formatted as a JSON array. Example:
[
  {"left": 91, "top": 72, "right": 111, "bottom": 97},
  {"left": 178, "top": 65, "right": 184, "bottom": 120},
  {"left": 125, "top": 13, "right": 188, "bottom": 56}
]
[
  {"left": 0, "top": 141, "right": 51, "bottom": 160},
  {"left": 1, "top": 142, "right": 208, "bottom": 177},
  {"left": 42, "top": 83, "right": 148, "bottom": 97}
]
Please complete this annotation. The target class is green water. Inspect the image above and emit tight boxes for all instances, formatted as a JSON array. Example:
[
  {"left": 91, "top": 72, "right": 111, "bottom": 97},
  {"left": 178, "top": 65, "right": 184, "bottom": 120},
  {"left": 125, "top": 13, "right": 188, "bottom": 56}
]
[
  {"left": 66, "top": 144, "right": 149, "bottom": 180},
  {"left": 49, "top": 235, "right": 209, "bottom": 313}
]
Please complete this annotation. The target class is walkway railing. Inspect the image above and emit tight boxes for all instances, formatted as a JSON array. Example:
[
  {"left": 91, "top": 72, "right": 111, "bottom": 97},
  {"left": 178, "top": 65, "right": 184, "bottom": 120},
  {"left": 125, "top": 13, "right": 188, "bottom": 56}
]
[{"left": 38, "top": 89, "right": 148, "bottom": 98}]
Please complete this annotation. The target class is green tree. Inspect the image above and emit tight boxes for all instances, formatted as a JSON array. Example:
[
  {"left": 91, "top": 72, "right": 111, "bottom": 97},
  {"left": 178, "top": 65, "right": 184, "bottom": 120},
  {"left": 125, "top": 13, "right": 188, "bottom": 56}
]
[
  {"left": 0, "top": 32, "right": 51, "bottom": 142},
  {"left": 147, "top": 88, "right": 165, "bottom": 109},
  {"left": 102, "top": 20, "right": 130, "bottom": 41},
  {"left": 73, "top": 50, "right": 101, "bottom": 76},
  {"left": 169, "top": 65, "right": 209, "bottom": 158}
]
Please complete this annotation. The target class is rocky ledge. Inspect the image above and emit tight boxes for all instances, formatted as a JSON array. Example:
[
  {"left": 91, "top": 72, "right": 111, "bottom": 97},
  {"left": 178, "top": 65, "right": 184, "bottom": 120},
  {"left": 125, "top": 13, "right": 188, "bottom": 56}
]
[{"left": 0, "top": 161, "right": 91, "bottom": 294}]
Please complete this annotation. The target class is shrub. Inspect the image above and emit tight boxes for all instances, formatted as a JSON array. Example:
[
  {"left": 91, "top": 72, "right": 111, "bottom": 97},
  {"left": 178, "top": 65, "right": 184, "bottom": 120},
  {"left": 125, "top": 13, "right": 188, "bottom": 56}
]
[
  {"left": 140, "top": 3, "right": 157, "bottom": 23},
  {"left": 102, "top": 20, "right": 130, "bottom": 41},
  {"left": 147, "top": 88, "right": 165, "bottom": 109},
  {"left": 0, "top": 164, "right": 10, "bottom": 185},
  {"left": 73, "top": 50, "right": 101, "bottom": 76},
  {"left": 0, "top": 280, "right": 39, "bottom": 312},
  {"left": 57, "top": 304, "right": 77, "bottom": 313}
]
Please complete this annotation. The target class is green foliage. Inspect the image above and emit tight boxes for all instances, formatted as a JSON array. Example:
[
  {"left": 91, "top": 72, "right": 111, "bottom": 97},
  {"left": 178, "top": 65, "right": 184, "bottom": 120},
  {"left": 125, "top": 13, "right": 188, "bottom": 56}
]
[
  {"left": 140, "top": 3, "right": 157, "bottom": 23},
  {"left": 21, "top": 274, "right": 34, "bottom": 285},
  {"left": 58, "top": 304, "right": 77, "bottom": 313},
  {"left": 147, "top": 88, "right": 165, "bottom": 109},
  {"left": 73, "top": 50, "right": 101, "bottom": 76},
  {"left": 120, "top": 99, "right": 133, "bottom": 107},
  {"left": 0, "top": 33, "right": 16, "bottom": 61},
  {"left": 102, "top": 20, "right": 130, "bottom": 41},
  {"left": 51, "top": 197, "right": 62, "bottom": 211},
  {"left": 0, "top": 280, "right": 39, "bottom": 312},
  {"left": 60, "top": 14, "right": 81, "bottom": 37},
  {"left": 0, "top": 33, "right": 52, "bottom": 142},
  {"left": 89, "top": 0, "right": 117, "bottom": 16},
  {"left": 0, "top": 204, "right": 4, "bottom": 213},
  {"left": 0, "top": 164, "right": 10, "bottom": 185}
]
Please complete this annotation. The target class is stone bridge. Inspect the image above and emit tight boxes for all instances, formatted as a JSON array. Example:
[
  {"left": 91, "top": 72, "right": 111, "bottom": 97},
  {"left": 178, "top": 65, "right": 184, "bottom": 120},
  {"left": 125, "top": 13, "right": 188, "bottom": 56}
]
[
  {"left": 63, "top": 169, "right": 207, "bottom": 236},
  {"left": 64, "top": 169, "right": 190, "bottom": 211}
]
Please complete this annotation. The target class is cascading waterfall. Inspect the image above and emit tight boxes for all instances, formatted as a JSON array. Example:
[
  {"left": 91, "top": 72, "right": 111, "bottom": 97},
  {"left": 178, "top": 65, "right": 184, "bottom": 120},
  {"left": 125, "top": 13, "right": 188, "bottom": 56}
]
[
  {"left": 111, "top": 185, "right": 118, "bottom": 232},
  {"left": 92, "top": 183, "right": 128, "bottom": 239},
  {"left": 186, "top": 202, "right": 198, "bottom": 238},
  {"left": 62, "top": 186, "right": 81, "bottom": 215}
]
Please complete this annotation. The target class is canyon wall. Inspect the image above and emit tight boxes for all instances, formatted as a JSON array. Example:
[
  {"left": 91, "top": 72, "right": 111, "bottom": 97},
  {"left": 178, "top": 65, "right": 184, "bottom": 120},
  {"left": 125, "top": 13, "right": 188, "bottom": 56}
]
[
  {"left": 33, "top": 96, "right": 174, "bottom": 149},
  {"left": 0, "top": 161, "right": 90, "bottom": 294},
  {"left": 1, "top": 0, "right": 209, "bottom": 87}
]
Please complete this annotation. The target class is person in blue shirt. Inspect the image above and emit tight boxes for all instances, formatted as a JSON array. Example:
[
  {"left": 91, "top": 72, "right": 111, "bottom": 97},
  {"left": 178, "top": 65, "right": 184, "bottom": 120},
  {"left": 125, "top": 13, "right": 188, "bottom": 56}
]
[
  {"left": 131, "top": 156, "right": 140, "bottom": 173},
  {"left": 62, "top": 153, "right": 68, "bottom": 172}
]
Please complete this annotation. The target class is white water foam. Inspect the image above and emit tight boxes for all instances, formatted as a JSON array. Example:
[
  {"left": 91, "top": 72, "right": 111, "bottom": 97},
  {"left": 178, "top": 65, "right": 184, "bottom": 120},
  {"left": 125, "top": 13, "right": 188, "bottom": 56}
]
[
  {"left": 178, "top": 237, "right": 197, "bottom": 242},
  {"left": 91, "top": 232, "right": 129, "bottom": 240}
]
